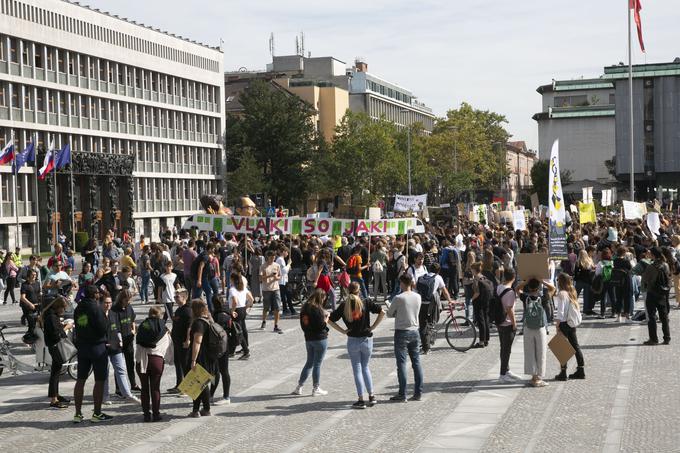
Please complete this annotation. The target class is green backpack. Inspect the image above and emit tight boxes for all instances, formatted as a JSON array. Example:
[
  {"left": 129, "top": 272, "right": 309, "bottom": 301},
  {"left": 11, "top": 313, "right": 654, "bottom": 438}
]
[
  {"left": 601, "top": 260, "right": 613, "bottom": 283},
  {"left": 524, "top": 295, "right": 545, "bottom": 329}
]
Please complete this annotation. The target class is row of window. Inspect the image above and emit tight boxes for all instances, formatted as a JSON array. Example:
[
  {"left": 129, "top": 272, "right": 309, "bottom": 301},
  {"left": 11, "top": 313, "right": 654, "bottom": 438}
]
[
  {"left": 0, "top": 81, "right": 219, "bottom": 139},
  {"left": 0, "top": 0, "right": 220, "bottom": 72},
  {"left": 554, "top": 93, "right": 616, "bottom": 108},
  {"left": 0, "top": 35, "right": 221, "bottom": 111},
  {"left": 368, "top": 96, "right": 435, "bottom": 130},
  {"left": 136, "top": 178, "right": 217, "bottom": 208},
  {"left": 366, "top": 79, "right": 412, "bottom": 104},
  {"left": 0, "top": 128, "right": 219, "bottom": 172}
]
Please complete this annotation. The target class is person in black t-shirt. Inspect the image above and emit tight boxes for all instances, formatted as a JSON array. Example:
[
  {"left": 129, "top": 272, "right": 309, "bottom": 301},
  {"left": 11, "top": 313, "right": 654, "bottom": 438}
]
[
  {"left": 292, "top": 288, "right": 330, "bottom": 397},
  {"left": 167, "top": 288, "right": 191, "bottom": 394},
  {"left": 210, "top": 295, "right": 231, "bottom": 405},
  {"left": 112, "top": 290, "right": 139, "bottom": 392},
  {"left": 328, "top": 282, "right": 384, "bottom": 409},
  {"left": 20, "top": 269, "right": 40, "bottom": 335},
  {"left": 188, "top": 298, "right": 215, "bottom": 417}
]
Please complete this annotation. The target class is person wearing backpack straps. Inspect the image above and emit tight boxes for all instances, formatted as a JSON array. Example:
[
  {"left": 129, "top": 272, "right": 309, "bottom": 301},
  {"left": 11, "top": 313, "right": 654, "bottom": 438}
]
[
  {"left": 188, "top": 298, "right": 216, "bottom": 417},
  {"left": 347, "top": 246, "right": 369, "bottom": 301},
  {"left": 210, "top": 295, "right": 232, "bottom": 405},
  {"left": 594, "top": 248, "right": 616, "bottom": 319},
  {"left": 518, "top": 278, "right": 555, "bottom": 387},
  {"left": 554, "top": 273, "right": 585, "bottom": 380},
  {"left": 439, "top": 240, "right": 460, "bottom": 300},
  {"left": 496, "top": 268, "right": 521, "bottom": 383},
  {"left": 416, "top": 263, "right": 452, "bottom": 353},
  {"left": 470, "top": 262, "right": 491, "bottom": 348},
  {"left": 641, "top": 247, "right": 671, "bottom": 346}
]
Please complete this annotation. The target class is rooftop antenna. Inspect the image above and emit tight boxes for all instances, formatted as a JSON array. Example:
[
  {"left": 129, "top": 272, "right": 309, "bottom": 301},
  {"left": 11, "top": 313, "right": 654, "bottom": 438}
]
[
  {"left": 295, "top": 36, "right": 300, "bottom": 55},
  {"left": 300, "top": 31, "right": 305, "bottom": 57},
  {"left": 269, "top": 32, "right": 275, "bottom": 57}
]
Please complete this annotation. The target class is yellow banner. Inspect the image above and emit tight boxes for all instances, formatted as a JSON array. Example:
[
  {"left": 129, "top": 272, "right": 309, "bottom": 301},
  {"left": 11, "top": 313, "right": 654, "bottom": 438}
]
[
  {"left": 579, "top": 202, "right": 596, "bottom": 224},
  {"left": 178, "top": 363, "right": 213, "bottom": 400}
]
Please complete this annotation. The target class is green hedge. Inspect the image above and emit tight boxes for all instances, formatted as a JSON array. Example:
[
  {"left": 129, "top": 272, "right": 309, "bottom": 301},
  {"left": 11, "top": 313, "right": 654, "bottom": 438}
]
[{"left": 75, "top": 231, "right": 89, "bottom": 252}]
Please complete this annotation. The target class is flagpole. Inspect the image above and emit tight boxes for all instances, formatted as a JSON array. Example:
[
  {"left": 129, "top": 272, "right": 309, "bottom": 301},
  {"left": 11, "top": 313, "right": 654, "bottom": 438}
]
[
  {"left": 34, "top": 144, "right": 41, "bottom": 255},
  {"left": 628, "top": 1, "right": 635, "bottom": 201},
  {"left": 52, "top": 134, "right": 58, "bottom": 246},
  {"left": 70, "top": 149, "right": 76, "bottom": 251},
  {"left": 11, "top": 132, "right": 20, "bottom": 250}
]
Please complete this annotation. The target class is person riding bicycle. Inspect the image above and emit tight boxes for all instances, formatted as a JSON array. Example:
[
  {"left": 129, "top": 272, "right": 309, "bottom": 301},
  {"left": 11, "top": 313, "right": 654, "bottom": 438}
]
[{"left": 412, "top": 263, "right": 453, "bottom": 354}]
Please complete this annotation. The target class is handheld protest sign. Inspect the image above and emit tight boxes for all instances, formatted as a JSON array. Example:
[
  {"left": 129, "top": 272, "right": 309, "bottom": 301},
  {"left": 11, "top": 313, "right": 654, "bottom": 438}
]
[{"left": 516, "top": 253, "right": 550, "bottom": 281}]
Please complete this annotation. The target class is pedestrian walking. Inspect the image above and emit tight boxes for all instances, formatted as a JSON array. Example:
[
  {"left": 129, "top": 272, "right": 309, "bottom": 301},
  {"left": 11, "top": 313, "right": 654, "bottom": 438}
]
[
  {"left": 210, "top": 295, "right": 232, "bottom": 405},
  {"left": 260, "top": 251, "right": 283, "bottom": 334},
  {"left": 641, "top": 247, "right": 672, "bottom": 346},
  {"left": 188, "top": 298, "right": 215, "bottom": 417},
  {"left": 167, "top": 288, "right": 191, "bottom": 394},
  {"left": 228, "top": 271, "right": 252, "bottom": 360},
  {"left": 497, "top": 268, "right": 521, "bottom": 383},
  {"left": 39, "top": 296, "right": 70, "bottom": 409},
  {"left": 518, "top": 278, "right": 554, "bottom": 387},
  {"left": 553, "top": 273, "right": 586, "bottom": 380},
  {"left": 111, "top": 289, "right": 140, "bottom": 392}
]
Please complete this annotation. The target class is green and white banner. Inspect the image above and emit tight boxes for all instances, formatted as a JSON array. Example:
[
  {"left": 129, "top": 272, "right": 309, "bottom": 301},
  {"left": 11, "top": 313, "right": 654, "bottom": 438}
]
[{"left": 182, "top": 214, "right": 425, "bottom": 236}]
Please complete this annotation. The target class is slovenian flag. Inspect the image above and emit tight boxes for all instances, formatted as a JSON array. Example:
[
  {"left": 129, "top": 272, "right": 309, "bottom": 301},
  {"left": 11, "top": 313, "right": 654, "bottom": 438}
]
[
  {"left": 38, "top": 150, "right": 55, "bottom": 180},
  {"left": 630, "top": 0, "right": 645, "bottom": 52},
  {"left": 0, "top": 140, "right": 14, "bottom": 165},
  {"left": 13, "top": 141, "right": 35, "bottom": 172}
]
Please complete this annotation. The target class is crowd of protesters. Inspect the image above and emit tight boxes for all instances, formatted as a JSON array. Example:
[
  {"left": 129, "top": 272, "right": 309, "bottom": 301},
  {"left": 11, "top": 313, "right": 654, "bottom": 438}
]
[{"left": 0, "top": 205, "right": 676, "bottom": 421}]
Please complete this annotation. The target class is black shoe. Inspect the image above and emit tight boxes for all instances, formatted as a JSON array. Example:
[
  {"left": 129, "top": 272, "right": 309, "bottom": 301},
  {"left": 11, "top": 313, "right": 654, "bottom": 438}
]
[
  {"left": 367, "top": 395, "right": 377, "bottom": 407},
  {"left": 472, "top": 343, "right": 485, "bottom": 349},
  {"left": 274, "top": 326, "right": 284, "bottom": 334},
  {"left": 663, "top": 339, "right": 671, "bottom": 345},
  {"left": 260, "top": 321, "right": 266, "bottom": 329},
  {"left": 166, "top": 387, "right": 181, "bottom": 394},
  {"left": 554, "top": 368, "right": 568, "bottom": 381},
  {"left": 50, "top": 401, "right": 69, "bottom": 409},
  {"left": 411, "top": 394, "right": 422, "bottom": 401},
  {"left": 228, "top": 353, "right": 236, "bottom": 358},
  {"left": 20, "top": 317, "right": 26, "bottom": 326},
  {"left": 238, "top": 353, "right": 250, "bottom": 360},
  {"left": 57, "top": 395, "right": 71, "bottom": 403},
  {"left": 131, "top": 386, "right": 142, "bottom": 392},
  {"left": 143, "top": 413, "right": 151, "bottom": 422},
  {"left": 389, "top": 395, "right": 407, "bottom": 403},
  {"left": 643, "top": 339, "right": 659, "bottom": 346},
  {"left": 351, "top": 400, "right": 367, "bottom": 409},
  {"left": 568, "top": 367, "right": 585, "bottom": 380},
  {"left": 115, "top": 390, "right": 122, "bottom": 397},
  {"left": 152, "top": 414, "right": 163, "bottom": 422}
]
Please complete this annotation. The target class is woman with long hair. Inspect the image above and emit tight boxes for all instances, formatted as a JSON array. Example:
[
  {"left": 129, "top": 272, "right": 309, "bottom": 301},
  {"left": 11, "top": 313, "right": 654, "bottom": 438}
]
[
  {"left": 210, "top": 295, "right": 232, "bottom": 405},
  {"left": 2, "top": 253, "right": 19, "bottom": 305},
  {"left": 229, "top": 271, "right": 252, "bottom": 360},
  {"left": 40, "top": 296, "right": 70, "bottom": 408},
  {"left": 574, "top": 250, "right": 595, "bottom": 315},
  {"left": 462, "top": 251, "right": 477, "bottom": 322},
  {"left": 328, "top": 282, "right": 385, "bottom": 409},
  {"left": 554, "top": 274, "right": 585, "bottom": 380},
  {"left": 292, "top": 288, "right": 330, "bottom": 397},
  {"left": 188, "top": 298, "right": 214, "bottom": 417}
]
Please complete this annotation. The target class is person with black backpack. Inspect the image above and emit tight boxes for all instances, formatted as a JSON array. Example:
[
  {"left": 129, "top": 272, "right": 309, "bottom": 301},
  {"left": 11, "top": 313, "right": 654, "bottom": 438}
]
[
  {"left": 413, "top": 263, "right": 451, "bottom": 354},
  {"left": 210, "top": 295, "right": 232, "bottom": 406},
  {"left": 188, "top": 298, "right": 224, "bottom": 417},
  {"left": 641, "top": 247, "right": 671, "bottom": 345}
]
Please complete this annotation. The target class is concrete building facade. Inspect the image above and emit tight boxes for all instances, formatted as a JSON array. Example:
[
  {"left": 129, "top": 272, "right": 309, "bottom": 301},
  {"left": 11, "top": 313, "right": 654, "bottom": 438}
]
[
  {"left": 505, "top": 140, "right": 538, "bottom": 204},
  {"left": 0, "top": 0, "right": 225, "bottom": 250},
  {"left": 533, "top": 78, "right": 616, "bottom": 186}
]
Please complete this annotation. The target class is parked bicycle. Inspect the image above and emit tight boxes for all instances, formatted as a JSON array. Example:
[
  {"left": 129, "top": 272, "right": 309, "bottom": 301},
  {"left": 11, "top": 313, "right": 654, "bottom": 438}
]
[
  {"left": 430, "top": 300, "right": 477, "bottom": 352},
  {"left": 287, "top": 268, "right": 309, "bottom": 306},
  {"left": 0, "top": 324, "right": 78, "bottom": 379}
]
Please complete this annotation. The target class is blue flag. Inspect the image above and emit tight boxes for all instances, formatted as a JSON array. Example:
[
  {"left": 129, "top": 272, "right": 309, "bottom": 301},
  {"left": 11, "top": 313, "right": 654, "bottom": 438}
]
[
  {"left": 12, "top": 142, "right": 35, "bottom": 172},
  {"left": 55, "top": 143, "right": 71, "bottom": 170}
]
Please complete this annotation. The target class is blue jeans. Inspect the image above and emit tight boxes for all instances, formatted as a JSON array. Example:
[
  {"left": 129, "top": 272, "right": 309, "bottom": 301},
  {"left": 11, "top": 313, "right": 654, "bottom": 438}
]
[
  {"left": 394, "top": 330, "right": 424, "bottom": 396},
  {"left": 192, "top": 278, "right": 213, "bottom": 312},
  {"left": 140, "top": 274, "right": 150, "bottom": 303},
  {"left": 347, "top": 336, "right": 373, "bottom": 397},
  {"left": 464, "top": 284, "right": 473, "bottom": 319},
  {"left": 351, "top": 277, "right": 368, "bottom": 300},
  {"left": 389, "top": 279, "right": 402, "bottom": 301},
  {"left": 104, "top": 352, "right": 133, "bottom": 399},
  {"left": 298, "top": 339, "right": 328, "bottom": 387}
]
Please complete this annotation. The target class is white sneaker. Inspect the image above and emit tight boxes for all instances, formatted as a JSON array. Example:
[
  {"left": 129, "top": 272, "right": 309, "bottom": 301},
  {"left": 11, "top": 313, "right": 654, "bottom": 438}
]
[
  {"left": 498, "top": 374, "right": 513, "bottom": 383},
  {"left": 505, "top": 371, "right": 522, "bottom": 381},
  {"left": 127, "top": 395, "right": 141, "bottom": 404},
  {"left": 213, "top": 397, "right": 231, "bottom": 405},
  {"left": 102, "top": 400, "right": 113, "bottom": 406},
  {"left": 615, "top": 315, "right": 621, "bottom": 323},
  {"left": 291, "top": 385, "right": 303, "bottom": 395},
  {"left": 312, "top": 387, "right": 328, "bottom": 396}
]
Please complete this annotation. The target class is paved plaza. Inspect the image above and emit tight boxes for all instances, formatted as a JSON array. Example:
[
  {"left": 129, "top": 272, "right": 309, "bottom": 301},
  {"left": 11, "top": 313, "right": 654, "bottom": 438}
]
[{"left": 0, "top": 293, "right": 679, "bottom": 453}]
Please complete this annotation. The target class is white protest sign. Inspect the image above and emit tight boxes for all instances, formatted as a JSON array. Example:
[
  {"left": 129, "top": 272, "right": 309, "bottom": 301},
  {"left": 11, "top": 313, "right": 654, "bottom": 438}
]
[
  {"left": 623, "top": 200, "right": 647, "bottom": 220},
  {"left": 582, "top": 186, "right": 593, "bottom": 204},
  {"left": 512, "top": 210, "right": 526, "bottom": 231},
  {"left": 602, "top": 189, "right": 612, "bottom": 207},
  {"left": 647, "top": 212, "right": 661, "bottom": 239},
  {"left": 393, "top": 194, "right": 428, "bottom": 212}
]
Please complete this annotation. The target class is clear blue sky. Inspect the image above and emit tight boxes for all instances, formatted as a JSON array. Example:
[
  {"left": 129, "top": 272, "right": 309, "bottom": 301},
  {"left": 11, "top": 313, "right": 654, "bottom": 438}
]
[{"left": 85, "top": 0, "right": 679, "bottom": 149}]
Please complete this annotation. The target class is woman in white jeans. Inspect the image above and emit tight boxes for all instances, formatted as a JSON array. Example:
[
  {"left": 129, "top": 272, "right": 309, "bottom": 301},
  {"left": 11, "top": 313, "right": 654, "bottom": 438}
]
[
  {"left": 328, "top": 283, "right": 385, "bottom": 409},
  {"left": 518, "top": 278, "right": 555, "bottom": 387},
  {"left": 102, "top": 295, "right": 140, "bottom": 405}
]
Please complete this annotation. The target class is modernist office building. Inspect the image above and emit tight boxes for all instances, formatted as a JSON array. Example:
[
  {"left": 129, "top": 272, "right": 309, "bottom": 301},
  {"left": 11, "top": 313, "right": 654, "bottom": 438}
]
[{"left": 0, "top": 0, "right": 225, "bottom": 251}]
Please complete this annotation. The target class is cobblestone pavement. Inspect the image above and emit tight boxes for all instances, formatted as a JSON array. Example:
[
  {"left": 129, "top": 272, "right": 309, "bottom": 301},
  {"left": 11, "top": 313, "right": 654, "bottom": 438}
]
[{"left": 0, "top": 291, "right": 678, "bottom": 453}]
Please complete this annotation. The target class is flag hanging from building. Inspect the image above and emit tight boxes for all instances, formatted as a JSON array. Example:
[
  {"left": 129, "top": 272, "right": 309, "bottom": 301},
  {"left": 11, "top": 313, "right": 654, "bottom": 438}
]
[
  {"left": 13, "top": 141, "right": 35, "bottom": 172},
  {"left": 630, "top": 0, "right": 645, "bottom": 52},
  {"left": 55, "top": 143, "right": 71, "bottom": 170},
  {"left": 0, "top": 140, "right": 15, "bottom": 165},
  {"left": 548, "top": 139, "right": 567, "bottom": 259}
]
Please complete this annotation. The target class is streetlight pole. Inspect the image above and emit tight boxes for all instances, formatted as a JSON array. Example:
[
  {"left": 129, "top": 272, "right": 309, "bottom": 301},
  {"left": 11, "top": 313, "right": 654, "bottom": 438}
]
[{"left": 400, "top": 109, "right": 412, "bottom": 195}]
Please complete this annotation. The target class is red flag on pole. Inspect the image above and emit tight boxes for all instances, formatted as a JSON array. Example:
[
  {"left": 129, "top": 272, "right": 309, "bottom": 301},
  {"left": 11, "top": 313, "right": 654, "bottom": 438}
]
[{"left": 630, "top": 0, "right": 645, "bottom": 52}]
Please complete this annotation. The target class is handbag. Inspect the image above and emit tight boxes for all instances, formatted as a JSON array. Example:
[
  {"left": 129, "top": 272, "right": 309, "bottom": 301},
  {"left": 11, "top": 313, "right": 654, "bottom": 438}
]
[
  {"left": 56, "top": 337, "right": 77, "bottom": 363},
  {"left": 338, "top": 270, "right": 350, "bottom": 288}
]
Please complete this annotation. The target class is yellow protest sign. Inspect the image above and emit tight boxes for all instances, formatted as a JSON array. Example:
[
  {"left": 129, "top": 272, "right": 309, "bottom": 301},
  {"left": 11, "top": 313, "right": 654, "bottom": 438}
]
[
  {"left": 178, "top": 363, "right": 213, "bottom": 400},
  {"left": 579, "top": 202, "right": 596, "bottom": 224}
]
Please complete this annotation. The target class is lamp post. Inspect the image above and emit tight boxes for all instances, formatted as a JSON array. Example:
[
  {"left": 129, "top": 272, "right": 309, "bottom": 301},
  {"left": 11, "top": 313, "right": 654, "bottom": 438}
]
[
  {"left": 493, "top": 141, "right": 505, "bottom": 203},
  {"left": 400, "top": 109, "right": 412, "bottom": 195},
  {"left": 217, "top": 132, "right": 227, "bottom": 202}
]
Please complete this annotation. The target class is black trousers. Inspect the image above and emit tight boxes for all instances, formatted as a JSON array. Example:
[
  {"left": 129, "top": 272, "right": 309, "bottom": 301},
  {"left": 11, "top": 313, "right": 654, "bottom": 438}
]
[
  {"left": 235, "top": 307, "right": 250, "bottom": 354},
  {"left": 418, "top": 304, "right": 431, "bottom": 351},
  {"left": 646, "top": 292, "right": 671, "bottom": 343},
  {"left": 172, "top": 340, "right": 190, "bottom": 387},
  {"left": 498, "top": 325, "right": 515, "bottom": 375},
  {"left": 122, "top": 336, "right": 137, "bottom": 387},
  {"left": 192, "top": 381, "right": 210, "bottom": 412},
  {"left": 47, "top": 344, "right": 63, "bottom": 398},
  {"left": 3, "top": 276, "right": 16, "bottom": 303},
  {"left": 559, "top": 322, "right": 584, "bottom": 367},
  {"left": 210, "top": 353, "right": 230, "bottom": 399},
  {"left": 446, "top": 267, "right": 459, "bottom": 299},
  {"left": 473, "top": 300, "right": 490, "bottom": 344}
]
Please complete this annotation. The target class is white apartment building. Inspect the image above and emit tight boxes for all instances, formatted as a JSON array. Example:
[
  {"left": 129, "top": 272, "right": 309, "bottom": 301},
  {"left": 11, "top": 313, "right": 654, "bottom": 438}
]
[{"left": 0, "top": 0, "right": 225, "bottom": 251}]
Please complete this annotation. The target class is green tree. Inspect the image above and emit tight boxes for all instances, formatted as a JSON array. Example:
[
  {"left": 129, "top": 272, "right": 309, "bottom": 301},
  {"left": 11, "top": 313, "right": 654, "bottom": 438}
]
[
  {"left": 225, "top": 80, "right": 319, "bottom": 207},
  {"left": 530, "top": 159, "right": 573, "bottom": 205},
  {"left": 226, "top": 149, "right": 264, "bottom": 205}
]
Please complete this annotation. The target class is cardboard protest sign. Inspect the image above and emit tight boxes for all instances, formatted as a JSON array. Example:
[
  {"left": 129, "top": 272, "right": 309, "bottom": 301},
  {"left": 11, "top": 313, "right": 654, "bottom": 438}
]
[
  {"left": 549, "top": 332, "right": 576, "bottom": 366},
  {"left": 394, "top": 194, "right": 428, "bottom": 212},
  {"left": 578, "top": 202, "right": 596, "bottom": 224},
  {"left": 516, "top": 252, "right": 550, "bottom": 281},
  {"left": 623, "top": 200, "right": 647, "bottom": 220},
  {"left": 499, "top": 210, "right": 513, "bottom": 224},
  {"left": 178, "top": 363, "right": 213, "bottom": 400}
]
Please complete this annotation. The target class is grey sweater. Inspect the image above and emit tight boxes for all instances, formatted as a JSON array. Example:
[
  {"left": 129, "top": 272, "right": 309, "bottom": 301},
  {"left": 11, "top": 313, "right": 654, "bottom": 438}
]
[{"left": 387, "top": 291, "right": 421, "bottom": 331}]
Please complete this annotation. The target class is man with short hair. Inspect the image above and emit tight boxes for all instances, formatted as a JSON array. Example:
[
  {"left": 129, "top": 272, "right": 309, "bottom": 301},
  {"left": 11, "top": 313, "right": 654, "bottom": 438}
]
[
  {"left": 182, "top": 239, "right": 197, "bottom": 293},
  {"left": 497, "top": 268, "right": 520, "bottom": 383},
  {"left": 73, "top": 285, "right": 112, "bottom": 423},
  {"left": 260, "top": 251, "right": 283, "bottom": 334},
  {"left": 167, "top": 288, "right": 191, "bottom": 394},
  {"left": 387, "top": 274, "right": 424, "bottom": 402}
]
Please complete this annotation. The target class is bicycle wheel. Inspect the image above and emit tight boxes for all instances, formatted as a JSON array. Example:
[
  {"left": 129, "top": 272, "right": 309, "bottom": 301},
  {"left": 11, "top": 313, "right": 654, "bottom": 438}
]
[
  {"left": 445, "top": 316, "right": 477, "bottom": 352},
  {"left": 66, "top": 353, "right": 78, "bottom": 380}
]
